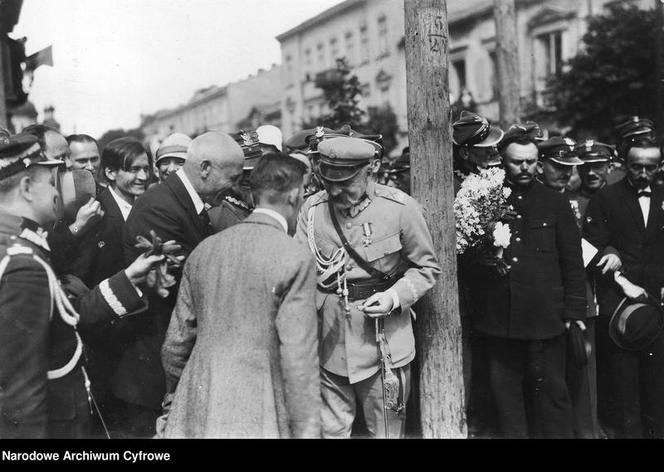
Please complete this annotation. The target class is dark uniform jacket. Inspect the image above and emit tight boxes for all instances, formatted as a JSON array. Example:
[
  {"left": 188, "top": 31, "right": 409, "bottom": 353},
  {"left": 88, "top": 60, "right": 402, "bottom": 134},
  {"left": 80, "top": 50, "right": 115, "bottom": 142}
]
[
  {"left": 67, "top": 188, "right": 127, "bottom": 288},
  {"left": 583, "top": 178, "right": 664, "bottom": 316},
  {"left": 208, "top": 194, "right": 252, "bottom": 233},
  {"left": 0, "top": 213, "right": 146, "bottom": 438},
  {"left": 470, "top": 181, "right": 587, "bottom": 340},
  {"left": 120, "top": 172, "right": 212, "bottom": 410}
]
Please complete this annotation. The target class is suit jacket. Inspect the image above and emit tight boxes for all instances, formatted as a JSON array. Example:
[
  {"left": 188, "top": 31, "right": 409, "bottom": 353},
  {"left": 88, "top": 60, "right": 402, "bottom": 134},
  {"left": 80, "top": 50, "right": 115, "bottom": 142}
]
[
  {"left": 470, "top": 181, "right": 587, "bottom": 340},
  {"left": 119, "top": 173, "right": 212, "bottom": 409},
  {"left": 295, "top": 181, "right": 441, "bottom": 383},
  {"left": 67, "top": 188, "right": 127, "bottom": 288},
  {"left": 161, "top": 212, "right": 320, "bottom": 438},
  {"left": 583, "top": 178, "right": 664, "bottom": 316},
  {"left": 0, "top": 213, "right": 146, "bottom": 438}
]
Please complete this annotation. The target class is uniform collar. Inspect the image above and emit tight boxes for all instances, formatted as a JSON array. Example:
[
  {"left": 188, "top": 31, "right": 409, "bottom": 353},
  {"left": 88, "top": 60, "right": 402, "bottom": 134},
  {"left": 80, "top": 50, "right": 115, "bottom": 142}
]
[
  {"left": 19, "top": 218, "right": 50, "bottom": 252},
  {"left": 344, "top": 180, "right": 374, "bottom": 218},
  {"left": 176, "top": 167, "right": 206, "bottom": 214}
]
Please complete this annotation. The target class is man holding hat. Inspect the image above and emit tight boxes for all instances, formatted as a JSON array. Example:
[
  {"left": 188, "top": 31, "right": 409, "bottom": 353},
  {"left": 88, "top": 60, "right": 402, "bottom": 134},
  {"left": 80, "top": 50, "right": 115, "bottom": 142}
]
[
  {"left": 583, "top": 132, "right": 664, "bottom": 438},
  {"left": 452, "top": 111, "right": 504, "bottom": 193},
  {"left": 155, "top": 133, "right": 191, "bottom": 183},
  {"left": 295, "top": 136, "right": 441, "bottom": 438},
  {"left": 0, "top": 133, "right": 160, "bottom": 438},
  {"left": 537, "top": 136, "right": 584, "bottom": 193}
]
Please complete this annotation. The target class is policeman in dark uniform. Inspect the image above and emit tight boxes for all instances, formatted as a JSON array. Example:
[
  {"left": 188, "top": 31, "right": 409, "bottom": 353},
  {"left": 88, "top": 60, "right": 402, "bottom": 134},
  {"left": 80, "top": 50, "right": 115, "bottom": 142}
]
[
  {"left": 468, "top": 129, "right": 587, "bottom": 438},
  {"left": 609, "top": 116, "right": 657, "bottom": 186},
  {"left": 295, "top": 136, "right": 441, "bottom": 438},
  {"left": 208, "top": 129, "right": 262, "bottom": 232},
  {"left": 0, "top": 134, "right": 160, "bottom": 438},
  {"left": 537, "top": 136, "right": 584, "bottom": 193}
]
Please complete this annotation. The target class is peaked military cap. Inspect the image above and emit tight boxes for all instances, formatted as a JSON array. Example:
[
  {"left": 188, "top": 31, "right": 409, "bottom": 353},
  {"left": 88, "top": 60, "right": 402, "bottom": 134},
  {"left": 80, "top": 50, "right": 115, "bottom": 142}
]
[
  {"left": 233, "top": 129, "right": 263, "bottom": 170},
  {"left": 504, "top": 121, "right": 544, "bottom": 142},
  {"left": 615, "top": 116, "right": 656, "bottom": 142},
  {"left": 538, "top": 136, "right": 583, "bottom": 166},
  {"left": 317, "top": 137, "right": 377, "bottom": 182},
  {"left": 0, "top": 133, "right": 63, "bottom": 181},
  {"left": 452, "top": 111, "right": 504, "bottom": 147},
  {"left": 575, "top": 139, "right": 615, "bottom": 163}
]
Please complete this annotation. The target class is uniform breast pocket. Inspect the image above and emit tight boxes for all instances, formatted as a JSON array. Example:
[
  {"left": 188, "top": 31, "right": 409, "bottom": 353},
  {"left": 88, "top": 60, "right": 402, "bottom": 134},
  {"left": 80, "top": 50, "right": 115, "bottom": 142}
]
[
  {"left": 364, "top": 233, "right": 402, "bottom": 262},
  {"left": 528, "top": 219, "right": 556, "bottom": 252}
]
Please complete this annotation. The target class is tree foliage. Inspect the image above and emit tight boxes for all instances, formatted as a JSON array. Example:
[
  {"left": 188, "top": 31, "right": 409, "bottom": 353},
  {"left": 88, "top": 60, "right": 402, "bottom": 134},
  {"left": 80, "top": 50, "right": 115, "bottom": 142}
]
[
  {"left": 545, "top": 4, "right": 660, "bottom": 140},
  {"left": 97, "top": 127, "right": 145, "bottom": 151},
  {"left": 315, "top": 57, "right": 366, "bottom": 129}
]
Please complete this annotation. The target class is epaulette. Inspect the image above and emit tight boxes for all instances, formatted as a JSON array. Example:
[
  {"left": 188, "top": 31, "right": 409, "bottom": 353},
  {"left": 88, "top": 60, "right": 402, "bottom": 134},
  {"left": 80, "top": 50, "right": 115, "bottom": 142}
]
[
  {"left": 374, "top": 184, "right": 408, "bottom": 205},
  {"left": 307, "top": 190, "right": 329, "bottom": 207},
  {"left": 223, "top": 194, "right": 252, "bottom": 211}
]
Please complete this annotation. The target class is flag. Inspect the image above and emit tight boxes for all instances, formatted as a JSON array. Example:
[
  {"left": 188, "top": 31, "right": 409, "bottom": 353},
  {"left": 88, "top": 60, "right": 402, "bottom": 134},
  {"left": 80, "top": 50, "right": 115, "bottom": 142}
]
[{"left": 25, "top": 44, "right": 52, "bottom": 71}]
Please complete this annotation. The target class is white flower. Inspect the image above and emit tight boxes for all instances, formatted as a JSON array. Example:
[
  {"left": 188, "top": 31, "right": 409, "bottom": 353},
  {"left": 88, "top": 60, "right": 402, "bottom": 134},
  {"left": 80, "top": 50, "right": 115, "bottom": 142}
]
[{"left": 493, "top": 222, "right": 512, "bottom": 249}]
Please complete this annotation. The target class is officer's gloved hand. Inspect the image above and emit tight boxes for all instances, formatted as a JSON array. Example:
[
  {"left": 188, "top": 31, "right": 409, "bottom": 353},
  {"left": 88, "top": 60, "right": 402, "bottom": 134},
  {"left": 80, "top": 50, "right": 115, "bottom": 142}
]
[
  {"left": 473, "top": 251, "right": 510, "bottom": 279},
  {"left": 501, "top": 206, "right": 518, "bottom": 223}
]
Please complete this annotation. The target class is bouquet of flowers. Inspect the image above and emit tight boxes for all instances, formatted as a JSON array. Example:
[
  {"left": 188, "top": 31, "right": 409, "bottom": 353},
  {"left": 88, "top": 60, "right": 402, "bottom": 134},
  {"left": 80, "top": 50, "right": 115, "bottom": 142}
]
[
  {"left": 134, "top": 230, "right": 183, "bottom": 298},
  {"left": 454, "top": 167, "right": 513, "bottom": 256}
]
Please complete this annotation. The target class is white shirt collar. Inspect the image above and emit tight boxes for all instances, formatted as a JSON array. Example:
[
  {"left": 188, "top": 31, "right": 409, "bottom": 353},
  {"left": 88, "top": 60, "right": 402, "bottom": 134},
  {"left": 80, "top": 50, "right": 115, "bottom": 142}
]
[
  {"left": 108, "top": 186, "right": 133, "bottom": 221},
  {"left": 176, "top": 167, "right": 205, "bottom": 214},
  {"left": 253, "top": 208, "right": 288, "bottom": 233}
]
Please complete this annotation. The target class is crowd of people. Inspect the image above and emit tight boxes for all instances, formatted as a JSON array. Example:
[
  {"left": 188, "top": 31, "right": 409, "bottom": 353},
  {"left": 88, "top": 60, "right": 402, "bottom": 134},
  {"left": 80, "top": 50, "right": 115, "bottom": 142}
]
[{"left": 0, "top": 107, "right": 662, "bottom": 439}]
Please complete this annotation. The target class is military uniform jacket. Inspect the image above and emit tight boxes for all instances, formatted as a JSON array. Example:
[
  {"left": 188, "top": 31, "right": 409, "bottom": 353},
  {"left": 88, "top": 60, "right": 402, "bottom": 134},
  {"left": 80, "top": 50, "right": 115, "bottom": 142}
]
[
  {"left": 208, "top": 194, "right": 252, "bottom": 233},
  {"left": 295, "top": 181, "right": 441, "bottom": 383},
  {"left": 120, "top": 173, "right": 212, "bottom": 409},
  {"left": 583, "top": 178, "right": 664, "bottom": 316},
  {"left": 0, "top": 213, "right": 147, "bottom": 438},
  {"left": 470, "top": 181, "right": 587, "bottom": 340}
]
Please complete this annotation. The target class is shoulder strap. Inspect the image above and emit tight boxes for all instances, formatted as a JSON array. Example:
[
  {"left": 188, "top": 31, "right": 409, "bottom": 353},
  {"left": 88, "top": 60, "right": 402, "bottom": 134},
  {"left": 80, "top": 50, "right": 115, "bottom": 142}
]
[{"left": 327, "top": 199, "right": 390, "bottom": 281}]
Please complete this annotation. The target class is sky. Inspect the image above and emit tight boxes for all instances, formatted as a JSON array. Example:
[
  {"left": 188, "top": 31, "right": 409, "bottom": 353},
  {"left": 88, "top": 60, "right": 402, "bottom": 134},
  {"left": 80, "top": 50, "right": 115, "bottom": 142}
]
[{"left": 11, "top": 0, "right": 343, "bottom": 137}]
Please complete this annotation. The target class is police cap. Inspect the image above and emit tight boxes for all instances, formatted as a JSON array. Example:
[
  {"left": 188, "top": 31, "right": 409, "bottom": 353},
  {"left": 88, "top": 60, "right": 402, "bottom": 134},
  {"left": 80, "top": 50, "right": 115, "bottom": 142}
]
[
  {"left": 0, "top": 133, "right": 63, "bottom": 181},
  {"left": 538, "top": 136, "right": 583, "bottom": 166},
  {"left": 575, "top": 139, "right": 615, "bottom": 164}
]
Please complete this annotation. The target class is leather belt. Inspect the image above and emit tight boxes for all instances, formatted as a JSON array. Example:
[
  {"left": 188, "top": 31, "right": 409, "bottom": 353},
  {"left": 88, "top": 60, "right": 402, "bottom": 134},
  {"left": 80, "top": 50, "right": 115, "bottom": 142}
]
[{"left": 321, "top": 273, "right": 403, "bottom": 302}]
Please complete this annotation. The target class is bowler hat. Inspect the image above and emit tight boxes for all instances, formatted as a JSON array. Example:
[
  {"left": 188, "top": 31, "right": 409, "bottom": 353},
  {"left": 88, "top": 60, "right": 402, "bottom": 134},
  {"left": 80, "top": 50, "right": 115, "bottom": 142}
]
[
  {"left": 0, "top": 133, "right": 63, "bottom": 181},
  {"left": 609, "top": 296, "right": 664, "bottom": 351},
  {"left": 452, "top": 111, "right": 504, "bottom": 148},
  {"left": 317, "top": 137, "right": 377, "bottom": 182},
  {"left": 538, "top": 136, "right": 583, "bottom": 166},
  {"left": 575, "top": 140, "right": 615, "bottom": 163},
  {"left": 156, "top": 133, "right": 191, "bottom": 165}
]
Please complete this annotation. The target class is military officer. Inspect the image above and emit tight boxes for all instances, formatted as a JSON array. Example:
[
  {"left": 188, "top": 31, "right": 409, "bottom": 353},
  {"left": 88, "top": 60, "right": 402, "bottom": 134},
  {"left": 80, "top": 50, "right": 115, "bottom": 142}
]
[
  {"left": 0, "top": 133, "right": 160, "bottom": 438},
  {"left": 537, "top": 136, "right": 584, "bottom": 193},
  {"left": 295, "top": 136, "right": 441, "bottom": 438}
]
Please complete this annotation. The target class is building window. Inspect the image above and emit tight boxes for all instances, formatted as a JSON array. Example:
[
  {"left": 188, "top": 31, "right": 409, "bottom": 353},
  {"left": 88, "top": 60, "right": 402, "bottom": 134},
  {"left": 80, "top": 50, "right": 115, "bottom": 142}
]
[
  {"left": 538, "top": 31, "right": 563, "bottom": 77},
  {"left": 377, "top": 15, "right": 388, "bottom": 57},
  {"left": 330, "top": 37, "right": 339, "bottom": 62},
  {"left": 304, "top": 48, "right": 312, "bottom": 80},
  {"left": 345, "top": 31, "right": 355, "bottom": 66},
  {"left": 360, "top": 24, "right": 369, "bottom": 64},
  {"left": 489, "top": 51, "right": 499, "bottom": 100},
  {"left": 452, "top": 59, "right": 467, "bottom": 91},
  {"left": 317, "top": 42, "right": 325, "bottom": 69},
  {"left": 285, "top": 54, "right": 294, "bottom": 87}
]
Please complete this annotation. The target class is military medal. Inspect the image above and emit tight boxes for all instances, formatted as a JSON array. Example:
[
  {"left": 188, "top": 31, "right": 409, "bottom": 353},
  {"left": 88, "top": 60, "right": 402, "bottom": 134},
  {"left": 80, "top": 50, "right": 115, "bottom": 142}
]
[{"left": 362, "top": 222, "right": 373, "bottom": 247}]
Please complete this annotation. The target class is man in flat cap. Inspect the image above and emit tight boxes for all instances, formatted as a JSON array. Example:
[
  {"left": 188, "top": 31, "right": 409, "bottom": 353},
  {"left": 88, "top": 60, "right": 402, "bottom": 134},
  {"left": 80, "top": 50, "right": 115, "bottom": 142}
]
[
  {"left": 295, "top": 136, "right": 441, "bottom": 438},
  {"left": 155, "top": 133, "right": 191, "bottom": 183},
  {"left": 537, "top": 136, "right": 584, "bottom": 193},
  {"left": 452, "top": 111, "right": 504, "bottom": 193},
  {"left": 583, "top": 131, "right": 664, "bottom": 438},
  {"left": 0, "top": 133, "right": 161, "bottom": 438},
  {"left": 467, "top": 128, "right": 586, "bottom": 438}
]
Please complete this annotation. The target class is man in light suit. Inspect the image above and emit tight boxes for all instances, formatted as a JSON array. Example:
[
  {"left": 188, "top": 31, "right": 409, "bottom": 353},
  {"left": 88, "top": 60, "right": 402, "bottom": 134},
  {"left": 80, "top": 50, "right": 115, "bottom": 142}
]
[
  {"left": 117, "top": 131, "right": 244, "bottom": 437},
  {"left": 160, "top": 153, "right": 320, "bottom": 438}
]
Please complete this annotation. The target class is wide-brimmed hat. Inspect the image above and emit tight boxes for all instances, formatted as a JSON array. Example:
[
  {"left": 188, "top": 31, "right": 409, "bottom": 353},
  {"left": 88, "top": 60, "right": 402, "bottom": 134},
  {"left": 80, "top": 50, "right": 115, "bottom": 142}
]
[
  {"left": 452, "top": 111, "right": 504, "bottom": 148},
  {"left": 609, "top": 295, "right": 664, "bottom": 351},
  {"left": 538, "top": 136, "right": 584, "bottom": 166}
]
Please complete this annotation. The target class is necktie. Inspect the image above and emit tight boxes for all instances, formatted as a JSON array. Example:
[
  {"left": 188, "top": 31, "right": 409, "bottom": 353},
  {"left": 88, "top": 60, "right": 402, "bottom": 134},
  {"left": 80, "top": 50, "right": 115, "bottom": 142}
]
[
  {"left": 199, "top": 209, "right": 211, "bottom": 229},
  {"left": 638, "top": 191, "right": 652, "bottom": 198}
]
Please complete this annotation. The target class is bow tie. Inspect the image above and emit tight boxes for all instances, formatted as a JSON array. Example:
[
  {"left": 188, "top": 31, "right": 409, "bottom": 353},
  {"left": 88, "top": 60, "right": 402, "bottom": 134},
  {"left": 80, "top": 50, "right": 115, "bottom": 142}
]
[{"left": 638, "top": 191, "right": 652, "bottom": 198}]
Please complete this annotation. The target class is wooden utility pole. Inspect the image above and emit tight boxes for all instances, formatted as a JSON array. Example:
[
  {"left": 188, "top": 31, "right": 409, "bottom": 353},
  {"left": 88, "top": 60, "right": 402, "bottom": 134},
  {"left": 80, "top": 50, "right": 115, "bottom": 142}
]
[
  {"left": 493, "top": 0, "right": 521, "bottom": 127},
  {"left": 404, "top": 0, "right": 466, "bottom": 438},
  {"left": 0, "top": 38, "right": 7, "bottom": 129}
]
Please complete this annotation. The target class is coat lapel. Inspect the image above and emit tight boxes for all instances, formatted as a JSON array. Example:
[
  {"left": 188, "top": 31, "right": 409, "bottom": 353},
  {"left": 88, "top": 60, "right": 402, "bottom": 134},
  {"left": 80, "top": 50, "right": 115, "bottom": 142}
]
[
  {"left": 619, "top": 179, "right": 647, "bottom": 234},
  {"left": 165, "top": 174, "right": 207, "bottom": 238},
  {"left": 646, "top": 187, "right": 664, "bottom": 240},
  {"left": 98, "top": 188, "right": 125, "bottom": 238}
]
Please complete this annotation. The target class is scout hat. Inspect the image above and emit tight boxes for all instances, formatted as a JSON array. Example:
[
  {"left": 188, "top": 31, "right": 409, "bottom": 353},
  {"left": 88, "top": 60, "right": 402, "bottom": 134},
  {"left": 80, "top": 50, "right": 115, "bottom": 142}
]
[
  {"left": 233, "top": 129, "right": 263, "bottom": 171},
  {"left": 0, "top": 133, "right": 63, "bottom": 181},
  {"left": 609, "top": 296, "right": 664, "bottom": 351},
  {"left": 256, "top": 125, "right": 283, "bottom": 152},
  {"left": 575, "top": 140, "right": 616, "bottom": 163},
  {"left": 155, "top": 133, "right": 191, "bottom": 165},
  {"left": 317, "top": 137, "right": 378, "bottom": 182},
  {"left": 538, "top": 136, "right": 583, "bottom": 166},
  {"left": 452, "top": 111, "right": 504, "bottom": 148}
]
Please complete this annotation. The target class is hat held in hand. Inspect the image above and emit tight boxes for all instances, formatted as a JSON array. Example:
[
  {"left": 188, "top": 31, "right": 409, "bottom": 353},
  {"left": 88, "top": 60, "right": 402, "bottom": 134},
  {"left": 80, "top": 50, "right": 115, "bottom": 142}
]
[{"left": 609, "top": 295, "right": 664, "bottom": 351}]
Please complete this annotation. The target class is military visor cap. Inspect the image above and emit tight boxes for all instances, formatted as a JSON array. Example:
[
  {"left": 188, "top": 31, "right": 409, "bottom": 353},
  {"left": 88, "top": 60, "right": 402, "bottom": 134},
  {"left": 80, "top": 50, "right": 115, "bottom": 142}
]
[
  {"left": 452, "top": 111, "right": 504, "bottom": 147},
  {"left": 538, "top": 136, "right": 583, "bottom": 166},
  {"left": 0, "top": 133, "right": 63, "bottom": 181},
  {"left": 615, "top": 116, "right": 655, "bottom": 140},
  {"left": 575, "top": 140, "right": 615, "bottom": 163},
  {"left": 233, "top": 129, "right": 263, "bottom": 170},
  {"left": 317, "top": 137, "right": 377, "bottom": 182}
]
